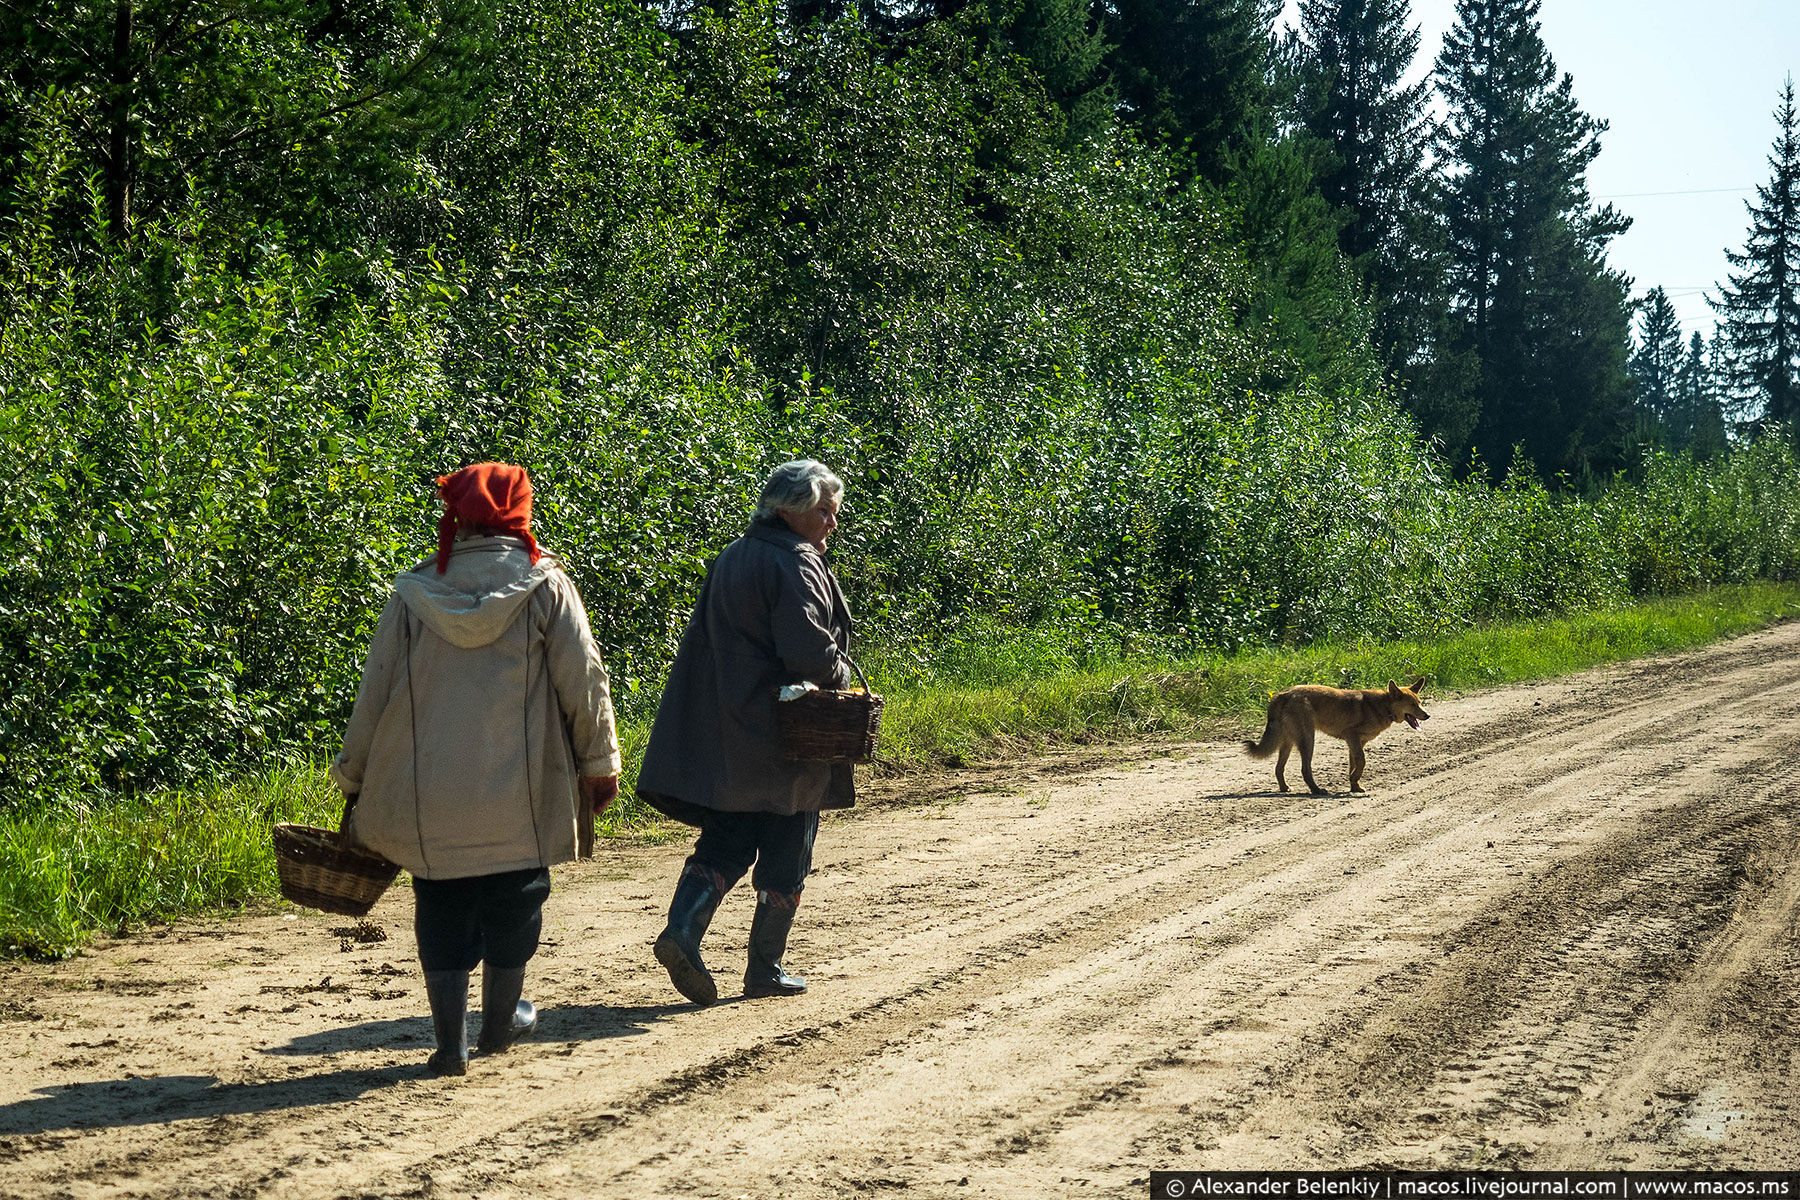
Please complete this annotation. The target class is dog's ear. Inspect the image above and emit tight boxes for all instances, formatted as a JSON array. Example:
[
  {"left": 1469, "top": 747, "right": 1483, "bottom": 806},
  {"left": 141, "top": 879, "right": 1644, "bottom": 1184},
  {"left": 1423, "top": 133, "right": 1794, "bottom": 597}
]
[
  {"left": 1409, "top": 674, "right": 1430, "bottom": 693},
  {"left": 1386, "top": 678, "right": 1401, "bottom": 695}
]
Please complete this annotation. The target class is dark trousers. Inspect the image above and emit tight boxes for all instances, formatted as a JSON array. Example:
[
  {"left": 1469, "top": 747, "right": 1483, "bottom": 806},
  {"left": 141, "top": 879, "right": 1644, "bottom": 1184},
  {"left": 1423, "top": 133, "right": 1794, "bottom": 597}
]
[
  {"left": 413, "top": 867, "right": 551, "bottom": 973},
  {"left": 687, "top": 810, "right": 820, "bottom": 900}
]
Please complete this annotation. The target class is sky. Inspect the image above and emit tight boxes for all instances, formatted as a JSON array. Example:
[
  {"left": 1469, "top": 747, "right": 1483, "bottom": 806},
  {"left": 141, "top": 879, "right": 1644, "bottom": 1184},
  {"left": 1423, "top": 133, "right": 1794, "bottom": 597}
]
[{"left": 1277, "top": 0, "right": 1800, "bottom": 342}]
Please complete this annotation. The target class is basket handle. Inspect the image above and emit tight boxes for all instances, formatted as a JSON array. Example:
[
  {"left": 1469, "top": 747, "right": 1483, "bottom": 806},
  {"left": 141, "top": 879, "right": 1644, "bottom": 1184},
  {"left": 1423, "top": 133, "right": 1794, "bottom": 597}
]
[
  {"left": 336, "top": 792, "right": 360, "bottom": 847},
  {"left": 845, "top": 656, "right": 874, "bottom": 696}
]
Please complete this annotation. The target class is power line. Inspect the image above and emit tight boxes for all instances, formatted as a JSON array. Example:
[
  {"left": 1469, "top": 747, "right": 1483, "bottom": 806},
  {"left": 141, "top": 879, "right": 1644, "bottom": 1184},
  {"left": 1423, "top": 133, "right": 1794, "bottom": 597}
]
[{"left": 1599, "top": 186, "right": 1755, "bottom": 199}]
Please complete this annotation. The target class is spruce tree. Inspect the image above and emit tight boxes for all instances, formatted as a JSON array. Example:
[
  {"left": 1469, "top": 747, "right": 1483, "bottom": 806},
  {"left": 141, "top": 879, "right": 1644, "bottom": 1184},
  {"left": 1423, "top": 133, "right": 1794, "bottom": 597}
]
[
  {"left": 800, "top": 0, "right": 1110, "bottom": 145},
  {"left": 1711, "top": 77, "right": 1800, "bottom": 431},
  {"left": 986, "top": 0, "right": 1113, "bottom": 144},
  {"left": 1631, "top": 287, "right": 1683, "bottom": 427},
  {"left": 1230, "top": 117, "right": 1381, "bottom": 398},
  {"left": 1288, "top": 0, "right": 1446, "bottom": 424},
  {"left": 1294, "top": 0, "right": 1433, "bottom": 267},
  {"left": 1105, "top": 0, "right": 1277, "bottom": 181},
  {"left": 1675, "top": 329, "right": 1728, "bottom": 457},
  {"left": 1707, "top": 329, "right": 1748, "bottom": 432},
  {"left": 1434, "top": 0, "right": 1635, "bottom": 480}
]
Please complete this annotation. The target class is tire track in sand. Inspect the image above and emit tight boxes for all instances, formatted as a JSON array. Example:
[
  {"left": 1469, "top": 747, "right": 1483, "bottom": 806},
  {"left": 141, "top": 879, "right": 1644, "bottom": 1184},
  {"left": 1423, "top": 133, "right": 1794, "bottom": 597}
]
[{"left": 1, "top": 624, "right": 1797, "bottom": 1198}]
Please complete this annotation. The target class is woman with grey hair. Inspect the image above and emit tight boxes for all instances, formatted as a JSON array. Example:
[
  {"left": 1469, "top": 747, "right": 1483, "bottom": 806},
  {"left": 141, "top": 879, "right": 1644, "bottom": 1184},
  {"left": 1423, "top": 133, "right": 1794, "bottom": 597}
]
[{"left": 636, "top": 459, "right": 854, "bottom": 1004}]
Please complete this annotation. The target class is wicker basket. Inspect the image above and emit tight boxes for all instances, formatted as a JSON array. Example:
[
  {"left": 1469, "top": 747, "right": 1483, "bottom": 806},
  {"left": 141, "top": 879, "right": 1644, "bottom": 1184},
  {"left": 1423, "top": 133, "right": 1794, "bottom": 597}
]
[
  {"left": 273, "top": 800, "right": 399, "bottom": 916},
  {"left": 775, "top": 660, "right": 884, "bottom": 763}
]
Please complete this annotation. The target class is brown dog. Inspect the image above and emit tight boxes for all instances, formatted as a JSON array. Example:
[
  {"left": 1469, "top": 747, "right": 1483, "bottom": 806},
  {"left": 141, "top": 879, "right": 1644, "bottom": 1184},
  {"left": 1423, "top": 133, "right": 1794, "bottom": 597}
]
[{"left": 1244, "top": 677, "right": 1430, "bottom": 795}]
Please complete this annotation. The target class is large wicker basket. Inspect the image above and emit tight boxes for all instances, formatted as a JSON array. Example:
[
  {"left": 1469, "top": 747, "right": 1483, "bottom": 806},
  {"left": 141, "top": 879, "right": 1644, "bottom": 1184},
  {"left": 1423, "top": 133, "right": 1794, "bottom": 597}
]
[
  {"left": 775, "top": 660, "right": 884, "bottom": 763},
  {"left": 273, "top": 799, "right": 399, "bottom": 916}
]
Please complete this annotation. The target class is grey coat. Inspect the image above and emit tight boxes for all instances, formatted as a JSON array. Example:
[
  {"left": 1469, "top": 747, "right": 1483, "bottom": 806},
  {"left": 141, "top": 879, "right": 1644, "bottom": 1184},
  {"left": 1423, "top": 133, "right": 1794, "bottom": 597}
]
[{"left": 636, "top": 519, "right": 855, "bottom": 822}]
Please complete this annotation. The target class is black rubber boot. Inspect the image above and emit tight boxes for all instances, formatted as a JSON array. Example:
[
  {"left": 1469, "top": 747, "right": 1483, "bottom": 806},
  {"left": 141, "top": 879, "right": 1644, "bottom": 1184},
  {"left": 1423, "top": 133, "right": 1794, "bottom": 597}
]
[
  {"left": 423, "top": 970, "right": 470, "bottom": 1076},
  {"left": 653, "top": 866, "right": 726, "bottom": 1006},
  {"left": 476, "top": 964, "right": 537, "bottom": 1054},
  {"left": 743, "top": 893, "right": 807, "bottom": 999}
]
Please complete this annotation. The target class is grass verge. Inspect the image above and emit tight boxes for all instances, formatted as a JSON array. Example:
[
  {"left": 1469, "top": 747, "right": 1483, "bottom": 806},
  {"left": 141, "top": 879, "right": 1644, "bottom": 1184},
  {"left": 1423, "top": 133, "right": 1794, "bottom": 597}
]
[
  {"left": 873, "top": 582, "right": 1800, "bottom": 768},
  {"left": 4, "top": 582, "right": 1797, "bottom": 959},
  {"left": 0, "top": 762, "right": 343, "bottom": 959}
]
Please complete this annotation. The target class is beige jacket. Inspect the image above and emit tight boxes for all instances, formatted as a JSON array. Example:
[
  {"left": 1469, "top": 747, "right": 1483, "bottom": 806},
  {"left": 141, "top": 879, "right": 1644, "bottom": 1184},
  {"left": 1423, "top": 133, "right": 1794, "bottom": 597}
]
[{"left": 329, "top": 537, "right": 620, "bottom": 878}]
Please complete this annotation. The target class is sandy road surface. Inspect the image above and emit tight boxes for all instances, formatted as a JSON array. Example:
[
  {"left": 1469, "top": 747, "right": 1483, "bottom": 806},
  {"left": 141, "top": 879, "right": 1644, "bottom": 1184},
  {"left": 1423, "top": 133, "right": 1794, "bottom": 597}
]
[{"left": 3, "top": 625, "right": 1799, "bottom": 1198}]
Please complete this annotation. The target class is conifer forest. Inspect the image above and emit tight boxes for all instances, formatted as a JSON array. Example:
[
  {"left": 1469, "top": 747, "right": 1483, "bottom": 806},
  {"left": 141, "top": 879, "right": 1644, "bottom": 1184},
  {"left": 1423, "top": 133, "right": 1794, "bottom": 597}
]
[{"left": 5, "top": 0, "right": 1800, "bottom": 806}]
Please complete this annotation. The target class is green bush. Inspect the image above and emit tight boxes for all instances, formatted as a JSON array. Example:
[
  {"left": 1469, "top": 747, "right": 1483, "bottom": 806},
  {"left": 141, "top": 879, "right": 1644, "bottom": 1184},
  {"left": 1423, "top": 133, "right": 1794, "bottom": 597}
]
[{"left": 7, "top": 0, "right": 1800, "bottom": 818}]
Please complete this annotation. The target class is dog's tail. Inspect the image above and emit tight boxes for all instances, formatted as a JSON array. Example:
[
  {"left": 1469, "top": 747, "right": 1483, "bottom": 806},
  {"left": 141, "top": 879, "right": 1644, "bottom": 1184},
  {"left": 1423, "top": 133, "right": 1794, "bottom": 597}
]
[{"left": 1244, "top": 707, "right": 1280, "bottom": 759}]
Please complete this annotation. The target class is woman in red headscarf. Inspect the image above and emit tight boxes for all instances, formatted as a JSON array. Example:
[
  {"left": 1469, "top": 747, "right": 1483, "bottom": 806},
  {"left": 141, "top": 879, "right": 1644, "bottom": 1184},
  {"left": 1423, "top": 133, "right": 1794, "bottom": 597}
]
[{"left": 330, "top": 463, "right": 620, "bottom": 1076}]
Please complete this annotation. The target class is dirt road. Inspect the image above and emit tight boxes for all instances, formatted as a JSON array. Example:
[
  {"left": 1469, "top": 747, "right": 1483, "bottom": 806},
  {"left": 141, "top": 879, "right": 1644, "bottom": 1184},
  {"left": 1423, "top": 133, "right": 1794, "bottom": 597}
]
[{"left": 3, "top": 624, "right": 1799, "bottom": 1198}]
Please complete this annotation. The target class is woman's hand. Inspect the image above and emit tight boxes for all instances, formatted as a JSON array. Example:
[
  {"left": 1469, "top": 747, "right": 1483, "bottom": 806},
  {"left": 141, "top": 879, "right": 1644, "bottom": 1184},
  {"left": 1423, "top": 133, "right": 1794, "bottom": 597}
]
[
  {"left": 575, "top": 775, "right": 619, "bottom": 860},
  {"left": 580, "top": 774, "right": 621, "bottom": 814}
]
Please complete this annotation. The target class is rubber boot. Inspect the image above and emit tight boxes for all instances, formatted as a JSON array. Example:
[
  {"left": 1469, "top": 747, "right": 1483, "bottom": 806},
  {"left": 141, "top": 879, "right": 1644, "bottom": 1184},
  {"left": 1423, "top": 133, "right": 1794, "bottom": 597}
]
[
  {"left": 742, "top": 892, "right": 807, "bottom": 998},
  {"left": 476, "top": 964, "right": 537, "bottom": 1054},
  {"left": 423, "top": 970, "right": 470, "bottom": 1077},
  {"left": 653, "top": 866, "right": 726, "bottom": 1005}
]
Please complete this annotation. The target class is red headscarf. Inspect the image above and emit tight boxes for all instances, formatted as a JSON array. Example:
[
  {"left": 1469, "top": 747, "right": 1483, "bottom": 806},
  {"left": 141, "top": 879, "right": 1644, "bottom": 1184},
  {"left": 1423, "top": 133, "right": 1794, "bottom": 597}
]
[{"left": 435, "top": 463, "right": 541, "bottom": 573}]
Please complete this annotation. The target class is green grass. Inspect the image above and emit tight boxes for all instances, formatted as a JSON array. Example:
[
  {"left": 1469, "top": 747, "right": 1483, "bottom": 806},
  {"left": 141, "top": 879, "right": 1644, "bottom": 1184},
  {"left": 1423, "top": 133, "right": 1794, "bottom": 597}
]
[
  {"left": 0, "top": 761, "right": 343, "bottom": 959},
  {"left": 869, "top": 581, "right": 1800, "bottom": 767},
  {"left": 5, "top": 581, "right": 1798, "bottom": 959}
]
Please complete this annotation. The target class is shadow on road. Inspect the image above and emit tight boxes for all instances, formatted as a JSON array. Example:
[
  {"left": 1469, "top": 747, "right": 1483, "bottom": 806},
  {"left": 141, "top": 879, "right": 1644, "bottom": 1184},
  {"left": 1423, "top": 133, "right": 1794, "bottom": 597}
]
[
  {"left": 1193, "top": 789, "right": 1295, "bottom": 802},
  {"left": 264, "top": 1000, "right": 680, "bottom": 1056},
  {"left": 0, "top": 1067, "right": 410, "bottom": 1136},
  {"left": 0, "top": 1002, "right": 680, "bottom": 1135}
]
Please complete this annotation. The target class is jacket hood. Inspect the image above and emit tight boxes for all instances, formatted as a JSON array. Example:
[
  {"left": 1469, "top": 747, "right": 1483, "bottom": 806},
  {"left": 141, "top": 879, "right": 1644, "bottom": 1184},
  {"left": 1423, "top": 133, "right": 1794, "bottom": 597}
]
[{"left": 393, "top": 537, "right": 557, "bottom": 649}]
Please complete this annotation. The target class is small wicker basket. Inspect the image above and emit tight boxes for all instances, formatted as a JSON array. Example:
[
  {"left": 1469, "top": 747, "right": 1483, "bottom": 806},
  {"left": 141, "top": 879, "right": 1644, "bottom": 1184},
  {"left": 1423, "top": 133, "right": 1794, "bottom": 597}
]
[
  {"left": 775, "top": 659, "right": 884, "bottom": 763},
  {"left": 273, "top": 798, "right": 399, "bottom": 916}
]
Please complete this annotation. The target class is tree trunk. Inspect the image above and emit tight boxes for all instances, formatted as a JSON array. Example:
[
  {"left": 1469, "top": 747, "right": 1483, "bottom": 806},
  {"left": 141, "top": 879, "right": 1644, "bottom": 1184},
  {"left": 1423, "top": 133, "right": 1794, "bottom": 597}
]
[{"left": 105, "top": 0, "right": 135, "bottom": 239}]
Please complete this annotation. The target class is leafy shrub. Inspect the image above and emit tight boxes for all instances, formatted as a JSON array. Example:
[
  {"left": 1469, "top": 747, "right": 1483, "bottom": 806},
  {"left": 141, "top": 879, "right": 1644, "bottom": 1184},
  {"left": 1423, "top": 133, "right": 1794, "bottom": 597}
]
[{"left": 6, "top": 2, "right": 1800, "bottom": 813}]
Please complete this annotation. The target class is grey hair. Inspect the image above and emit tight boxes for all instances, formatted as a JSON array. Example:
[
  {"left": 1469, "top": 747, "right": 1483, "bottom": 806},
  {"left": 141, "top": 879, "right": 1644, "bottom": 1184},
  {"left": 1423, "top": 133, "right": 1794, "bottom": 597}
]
[{"left": 754, "top": 459, "right": 843, "bottom": 520}]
